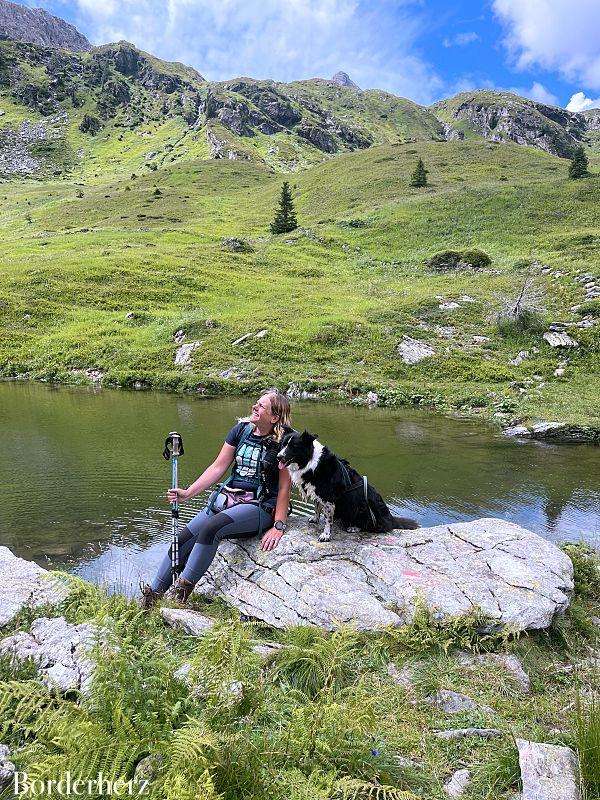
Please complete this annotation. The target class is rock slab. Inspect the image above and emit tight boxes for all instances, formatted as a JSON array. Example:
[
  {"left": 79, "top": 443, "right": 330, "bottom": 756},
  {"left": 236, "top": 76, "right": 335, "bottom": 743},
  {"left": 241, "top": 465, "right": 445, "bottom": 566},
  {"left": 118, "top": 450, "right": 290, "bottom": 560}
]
[
  {"left": 0, "top": 546, "right": 71, "bottom": 628},
  {"left": 516, "top": 739, "right": 580, "bottom": 800},
  {"left": 196, "top": 518, "right": 573, "bottom": 631}
]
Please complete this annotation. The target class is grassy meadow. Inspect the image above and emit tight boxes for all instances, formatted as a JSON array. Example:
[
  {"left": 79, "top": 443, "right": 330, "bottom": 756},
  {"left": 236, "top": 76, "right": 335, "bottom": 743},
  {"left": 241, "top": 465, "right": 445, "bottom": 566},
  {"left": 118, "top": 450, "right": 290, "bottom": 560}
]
[{"left": 1, "top": 136, "right": 599, "bottom": 426}]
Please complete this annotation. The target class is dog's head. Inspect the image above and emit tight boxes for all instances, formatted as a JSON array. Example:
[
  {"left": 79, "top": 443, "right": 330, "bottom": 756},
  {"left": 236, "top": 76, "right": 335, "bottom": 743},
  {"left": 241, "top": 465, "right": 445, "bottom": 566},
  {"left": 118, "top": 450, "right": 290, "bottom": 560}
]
[{"left": 277, "top": 429, "right": 319, "bottom": 471}]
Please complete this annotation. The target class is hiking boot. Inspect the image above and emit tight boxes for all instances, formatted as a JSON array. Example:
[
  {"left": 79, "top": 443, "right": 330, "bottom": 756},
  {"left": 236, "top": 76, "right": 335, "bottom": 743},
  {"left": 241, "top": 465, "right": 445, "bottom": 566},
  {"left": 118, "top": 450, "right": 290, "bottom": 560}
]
[
  {"left": 138, "top": 581, "right": 163, "bottom": 611},
  {"left": 172, "top": 576, "right": 194, "bottom": 607}
]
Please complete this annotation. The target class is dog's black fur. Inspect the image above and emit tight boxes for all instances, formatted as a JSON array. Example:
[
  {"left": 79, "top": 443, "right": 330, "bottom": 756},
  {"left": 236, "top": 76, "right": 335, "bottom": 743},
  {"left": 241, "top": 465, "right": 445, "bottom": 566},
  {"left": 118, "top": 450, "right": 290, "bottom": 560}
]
[{"left": 277, "top": 430, "right": 419, "bottom": 539}]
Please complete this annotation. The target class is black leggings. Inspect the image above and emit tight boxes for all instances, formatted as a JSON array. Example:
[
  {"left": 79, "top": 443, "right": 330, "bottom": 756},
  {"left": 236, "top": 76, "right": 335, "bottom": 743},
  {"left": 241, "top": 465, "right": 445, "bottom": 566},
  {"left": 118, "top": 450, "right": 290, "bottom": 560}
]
[{"left": 150, "top": 499, "right": 274, "bottom": 592}]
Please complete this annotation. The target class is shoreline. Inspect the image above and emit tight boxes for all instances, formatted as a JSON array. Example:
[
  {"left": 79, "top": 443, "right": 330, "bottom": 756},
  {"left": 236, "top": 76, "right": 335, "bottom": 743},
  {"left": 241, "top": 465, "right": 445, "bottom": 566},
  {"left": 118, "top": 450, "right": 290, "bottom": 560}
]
[{"left": 2, "top": 372, "right": 599, "bottom": 445}]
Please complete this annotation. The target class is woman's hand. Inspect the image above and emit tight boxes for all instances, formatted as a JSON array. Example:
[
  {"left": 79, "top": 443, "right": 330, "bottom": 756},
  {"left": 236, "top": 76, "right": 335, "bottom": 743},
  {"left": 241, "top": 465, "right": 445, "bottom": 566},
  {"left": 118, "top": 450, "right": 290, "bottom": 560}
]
[
  {"left": 166, "top": 487, "right": 189, "bottom": 503},
  {"left": 260, "top": 527, "right": 283, "bottom": 551}
]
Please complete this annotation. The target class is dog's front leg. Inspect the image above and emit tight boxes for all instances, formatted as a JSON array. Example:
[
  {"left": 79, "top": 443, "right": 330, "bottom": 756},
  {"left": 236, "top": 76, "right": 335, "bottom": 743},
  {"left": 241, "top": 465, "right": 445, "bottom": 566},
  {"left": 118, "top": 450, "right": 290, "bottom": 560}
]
[
  {"left": 319, "top": 503, "right": 335, "bottom": 542},
  {"left": 309, "top": 500, "right": 323, "bottom": 525}
]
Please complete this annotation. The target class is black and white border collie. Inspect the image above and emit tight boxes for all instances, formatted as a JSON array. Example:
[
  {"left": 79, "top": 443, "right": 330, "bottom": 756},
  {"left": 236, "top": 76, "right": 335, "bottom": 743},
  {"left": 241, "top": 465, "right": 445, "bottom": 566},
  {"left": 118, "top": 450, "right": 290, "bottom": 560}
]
[{"left": 277, "top": 430, "right": 419, "bottom": 541}]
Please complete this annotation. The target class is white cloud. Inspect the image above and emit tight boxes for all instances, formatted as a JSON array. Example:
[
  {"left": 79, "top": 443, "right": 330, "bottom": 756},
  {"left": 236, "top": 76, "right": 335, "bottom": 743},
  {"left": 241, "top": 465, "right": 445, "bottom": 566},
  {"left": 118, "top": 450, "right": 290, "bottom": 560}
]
[
  {"left": 524, "top": 81, "right": 558, "bottom": 106},
  {"left": 64, "top": 0, "right": 444, "bottom": 103},
  {"left": 566, "top": 91, "right": 600, "bottom": 112},
  {"left": 442, "top": 31, "right": 480, "bottom": 48},
  {"left": 493, "top": 0, "right": 600, "bottom": 90}
]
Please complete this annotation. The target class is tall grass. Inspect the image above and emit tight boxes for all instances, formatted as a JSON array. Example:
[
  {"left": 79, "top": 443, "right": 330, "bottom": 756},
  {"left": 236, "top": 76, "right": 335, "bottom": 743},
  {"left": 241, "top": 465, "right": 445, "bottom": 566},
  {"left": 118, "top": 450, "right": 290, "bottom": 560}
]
[{"left": 575, "top": 693, "right": 600, "bottom": 799}]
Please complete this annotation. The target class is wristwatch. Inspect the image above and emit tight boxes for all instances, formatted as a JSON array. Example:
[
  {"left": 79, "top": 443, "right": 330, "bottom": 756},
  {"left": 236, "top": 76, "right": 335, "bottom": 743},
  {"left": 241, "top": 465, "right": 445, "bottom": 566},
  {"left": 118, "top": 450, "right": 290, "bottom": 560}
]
[{"left": 273, "top": 520, "right": 287, "bottom": 532}]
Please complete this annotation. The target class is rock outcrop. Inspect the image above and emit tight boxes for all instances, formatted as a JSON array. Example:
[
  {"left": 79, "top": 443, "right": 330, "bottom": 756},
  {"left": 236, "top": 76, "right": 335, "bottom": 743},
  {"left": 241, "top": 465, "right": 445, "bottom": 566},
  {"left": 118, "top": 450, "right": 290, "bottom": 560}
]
[
  {"left": 331, "top": 71, "right": 360, "bottom": 91},
  {"left": 195, "top": 518, "right": 574, "bottom": 631},
  {"left": 0, "top": 546, "right": 70, "bottom": 627},
  {"left": 432, "top": 91, "right": 588, "bottom": 157},
  {"left": 0, "top": 0, "right": 91, "bottom": 51},
  {"left": 0, "top": 615, "right": 105, "bottom": 695}
]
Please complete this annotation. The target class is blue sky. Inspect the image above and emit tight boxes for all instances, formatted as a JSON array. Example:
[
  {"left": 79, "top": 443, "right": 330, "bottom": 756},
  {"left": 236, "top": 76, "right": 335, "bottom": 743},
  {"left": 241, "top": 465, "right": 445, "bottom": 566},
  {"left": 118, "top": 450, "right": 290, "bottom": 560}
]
[{"left": 24, "top": 0, "right": 600, "bottom": 110}]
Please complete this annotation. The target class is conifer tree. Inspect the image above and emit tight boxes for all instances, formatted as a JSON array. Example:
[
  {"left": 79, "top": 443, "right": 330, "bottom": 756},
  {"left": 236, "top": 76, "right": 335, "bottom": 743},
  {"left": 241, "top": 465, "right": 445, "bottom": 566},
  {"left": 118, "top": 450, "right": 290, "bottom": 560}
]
[
  {"left": 270, "top": 182, "right": 298, "bottom": 234},
  {"left": 568, "top": 146, "right": 589, "bottom": 179},
  {"left": 410, "top": 158, "right": 428, "bottom": 187}
]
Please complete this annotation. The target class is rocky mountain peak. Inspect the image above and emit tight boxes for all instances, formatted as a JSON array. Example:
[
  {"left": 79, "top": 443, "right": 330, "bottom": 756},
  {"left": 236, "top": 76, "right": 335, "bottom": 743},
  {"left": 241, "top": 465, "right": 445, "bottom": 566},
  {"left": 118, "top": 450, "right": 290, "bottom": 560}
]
[
  {"left": 0, "top": 0, "right": 91, "bottom": 51},
  {"left": 331, "top": 71, "right": 360, "bottom": 90}
]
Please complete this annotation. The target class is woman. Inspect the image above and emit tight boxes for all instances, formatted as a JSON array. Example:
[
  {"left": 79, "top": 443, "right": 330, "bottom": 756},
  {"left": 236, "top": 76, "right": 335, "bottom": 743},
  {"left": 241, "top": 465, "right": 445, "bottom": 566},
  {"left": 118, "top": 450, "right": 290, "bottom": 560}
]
[{"left": 139, "top": 388, "right": 293, "bottom": 609}]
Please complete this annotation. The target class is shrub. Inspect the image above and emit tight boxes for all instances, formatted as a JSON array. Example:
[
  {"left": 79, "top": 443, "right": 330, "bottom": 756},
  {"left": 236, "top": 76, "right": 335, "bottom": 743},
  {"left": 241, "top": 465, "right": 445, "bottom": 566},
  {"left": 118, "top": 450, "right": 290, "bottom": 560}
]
[
  {"left": 461, "top": 248, "right": 492, "bottom": 269},
  {"left": 577, "top": 300, "right": 600, "bottom": 317},
  {"left": 426, "top": 249, "right": 491, "bottom": 271},
  {"left": 561, "top": 543, "right": 600, "bottom": 599},
  {"left": 425, "top": 250, "right": 463, "bottom": 271},
  {"left": 79, "top": 114, "right": 101, "bottom": 135},
  {"left": 497, "top": 308, "right": 545, "bottom": 337}
]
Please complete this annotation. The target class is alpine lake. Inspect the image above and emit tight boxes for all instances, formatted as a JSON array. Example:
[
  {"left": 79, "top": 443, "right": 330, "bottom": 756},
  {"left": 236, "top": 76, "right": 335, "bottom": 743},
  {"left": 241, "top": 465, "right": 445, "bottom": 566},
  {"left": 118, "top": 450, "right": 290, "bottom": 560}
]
[{"left": 1, "top": 380, "right": 598, "bottom": 596}]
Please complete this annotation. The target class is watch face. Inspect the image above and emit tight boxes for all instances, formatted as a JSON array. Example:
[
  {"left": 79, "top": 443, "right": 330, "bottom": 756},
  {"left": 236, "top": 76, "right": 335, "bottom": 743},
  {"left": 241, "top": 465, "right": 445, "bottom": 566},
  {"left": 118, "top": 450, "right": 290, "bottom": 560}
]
[{"left": 275, "top": 521, "right": 285, "bottom": 531}]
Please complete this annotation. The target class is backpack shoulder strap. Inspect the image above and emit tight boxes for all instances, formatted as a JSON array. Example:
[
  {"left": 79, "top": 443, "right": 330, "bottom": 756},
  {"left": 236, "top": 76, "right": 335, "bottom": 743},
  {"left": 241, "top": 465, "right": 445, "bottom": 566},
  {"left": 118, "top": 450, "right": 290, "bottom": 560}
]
[{"left": 236, "top": 421, "right": 255, "bottom": 452}]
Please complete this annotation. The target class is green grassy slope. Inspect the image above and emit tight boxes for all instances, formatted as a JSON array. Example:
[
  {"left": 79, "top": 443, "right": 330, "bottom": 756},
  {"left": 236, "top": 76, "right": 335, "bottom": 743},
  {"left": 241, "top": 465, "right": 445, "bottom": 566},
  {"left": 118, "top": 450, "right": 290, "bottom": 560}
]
[{"left": 1, "top": 138, "right": 599, "bottom": 425}]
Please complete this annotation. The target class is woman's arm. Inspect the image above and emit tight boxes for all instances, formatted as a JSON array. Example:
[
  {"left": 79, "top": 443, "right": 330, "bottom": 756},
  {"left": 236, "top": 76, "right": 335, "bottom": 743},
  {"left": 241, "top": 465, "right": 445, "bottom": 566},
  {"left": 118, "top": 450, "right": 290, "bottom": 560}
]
[
  {"left": 273, "top": 466, "right": 292, "bottom": 526},
  {"left": 261, "top": 466, "right": 292, "bottom": 551},
  {"left": 167, "top": 442, "right": 235, "bottom": 502}
]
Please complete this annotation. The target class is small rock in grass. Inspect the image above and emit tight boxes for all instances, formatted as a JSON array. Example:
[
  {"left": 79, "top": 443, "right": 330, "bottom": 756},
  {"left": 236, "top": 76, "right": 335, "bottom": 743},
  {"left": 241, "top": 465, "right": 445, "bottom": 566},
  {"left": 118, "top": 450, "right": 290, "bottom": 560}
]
[
  {"left": 174, "top": 341, "right": 202, "bottom": 367},
  {"left": 543, "top": 332, "right": 578, "bottom": 348},
  {"left": 426, "top": 689, "right": 493, "bottom": 715},
  {"left": 434, "top": 727, "right": 503, "bottom": 740},
  {"left": 444, "top": 769, "right": 471, "bottom": 797},
  {"left": 516, "top": 739, "right": 580, "bottom": 800},
  {"left": 457, "top": 652, "right": 531, "bottom": 693},
  {"left": 397, "top": 337, "right": 435, "bottom": 365},
  {"left": 160, "top": 607, "right": 215, "bottom": 636},
  {"left": 439, "top": 301, "right": 460, "bottom": 311},
  {"left": 232, "top": 332, "right": 254, "bottom": 346},
  {"left": 472, "top": 335, "right": 490, "bottom": 344}
]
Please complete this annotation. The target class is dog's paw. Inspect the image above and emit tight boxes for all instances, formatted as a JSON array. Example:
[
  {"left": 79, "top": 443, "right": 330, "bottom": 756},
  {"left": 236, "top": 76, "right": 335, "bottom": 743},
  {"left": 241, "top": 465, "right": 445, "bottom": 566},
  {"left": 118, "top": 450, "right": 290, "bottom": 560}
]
[
  {"left": 318, "top": 531, "right": 331, "bottom": 542},
  {"left": 346, "top": 526, "right": 361, "bottom": 534}
]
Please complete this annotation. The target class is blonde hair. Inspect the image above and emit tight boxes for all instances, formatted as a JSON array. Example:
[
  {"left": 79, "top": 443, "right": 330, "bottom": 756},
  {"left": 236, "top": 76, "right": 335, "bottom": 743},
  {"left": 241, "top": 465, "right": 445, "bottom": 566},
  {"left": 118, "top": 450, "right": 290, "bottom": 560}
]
[{"left": 238, "top": 387, "right": 292, "bottom": 442}]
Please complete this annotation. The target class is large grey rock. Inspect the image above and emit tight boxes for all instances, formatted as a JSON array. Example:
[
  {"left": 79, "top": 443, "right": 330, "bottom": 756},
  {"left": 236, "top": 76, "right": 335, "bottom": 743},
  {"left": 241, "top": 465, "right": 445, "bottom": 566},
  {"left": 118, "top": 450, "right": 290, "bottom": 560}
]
[
  {"left": 543, "top": 332, "right": 578, "bottom": 348},
  {"left": 0, "top": 546, "right": 71, "bottom": 628},
  {"left": 0, "top": 616, "right": 107, "bottom": 695},
  {"left": 516, "top": 739, "right": 580, "bottom": 800},
  {"left": 195, "top": 518, "right": 573, "bottom": 631}
]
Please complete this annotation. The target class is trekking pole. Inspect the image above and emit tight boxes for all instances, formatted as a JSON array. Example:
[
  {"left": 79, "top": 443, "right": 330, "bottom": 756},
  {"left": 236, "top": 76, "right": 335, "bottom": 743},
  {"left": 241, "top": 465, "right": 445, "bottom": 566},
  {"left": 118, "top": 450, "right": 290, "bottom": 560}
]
[{"left": 163, "top": 431, "right": 184, "bottom": 587}]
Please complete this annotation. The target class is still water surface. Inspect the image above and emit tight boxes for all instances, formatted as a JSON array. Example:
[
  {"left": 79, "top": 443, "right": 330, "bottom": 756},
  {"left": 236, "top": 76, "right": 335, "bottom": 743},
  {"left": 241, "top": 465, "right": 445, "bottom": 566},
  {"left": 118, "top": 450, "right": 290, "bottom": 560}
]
[{"left": 0, "top": 382, "right": 598, "bottom": 594}]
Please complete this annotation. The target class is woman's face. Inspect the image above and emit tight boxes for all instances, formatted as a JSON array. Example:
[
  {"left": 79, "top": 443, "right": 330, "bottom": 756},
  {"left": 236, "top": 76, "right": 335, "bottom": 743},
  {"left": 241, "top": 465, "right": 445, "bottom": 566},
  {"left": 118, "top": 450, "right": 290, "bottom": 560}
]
[{"left": 251, "top": 393, "right": 278, "bottom": 428}]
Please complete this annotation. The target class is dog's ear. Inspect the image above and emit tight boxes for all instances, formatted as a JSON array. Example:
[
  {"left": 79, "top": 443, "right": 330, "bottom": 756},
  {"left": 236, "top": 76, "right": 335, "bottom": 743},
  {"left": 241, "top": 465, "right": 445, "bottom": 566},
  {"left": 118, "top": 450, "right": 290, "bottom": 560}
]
[{"left": 301, "top": 429, "right": 318, "bottom": 442}]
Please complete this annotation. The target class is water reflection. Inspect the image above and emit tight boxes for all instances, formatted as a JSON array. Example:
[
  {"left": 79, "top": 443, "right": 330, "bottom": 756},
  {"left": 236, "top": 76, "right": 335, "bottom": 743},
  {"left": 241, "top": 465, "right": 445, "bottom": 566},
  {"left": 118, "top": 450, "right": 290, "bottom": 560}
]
[{"left": 0, "top": 381, "right": 598, "bottom": 595}]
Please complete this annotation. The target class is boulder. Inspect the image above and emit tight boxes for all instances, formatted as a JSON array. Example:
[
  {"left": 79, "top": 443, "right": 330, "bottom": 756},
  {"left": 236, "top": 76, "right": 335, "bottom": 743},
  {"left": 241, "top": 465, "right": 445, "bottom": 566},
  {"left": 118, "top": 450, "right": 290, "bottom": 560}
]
[
  {"left": 0, "top": 547, "right": 71, "bottom": 628},
  {"left": 516, "top": 739, "right": 580, "bottom": 800},
  {"left": 0, "top": 615, "right": 107, "bottom": 695},
  {"left": 195, "top": 518, "right": 573, "bottom": 631}
]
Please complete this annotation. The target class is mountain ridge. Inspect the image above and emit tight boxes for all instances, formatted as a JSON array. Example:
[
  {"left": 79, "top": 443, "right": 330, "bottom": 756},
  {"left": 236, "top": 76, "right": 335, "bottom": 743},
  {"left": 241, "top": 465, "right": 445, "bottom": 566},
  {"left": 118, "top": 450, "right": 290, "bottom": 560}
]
[
  {"left": 0, "top": 25, "right": 598, "bottom": 179},
  {"left": 0, "top": 0, "right": 91, "bottom": 52}
]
